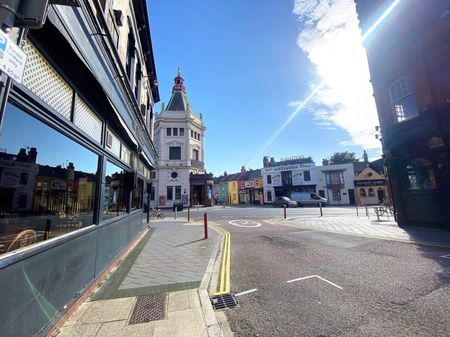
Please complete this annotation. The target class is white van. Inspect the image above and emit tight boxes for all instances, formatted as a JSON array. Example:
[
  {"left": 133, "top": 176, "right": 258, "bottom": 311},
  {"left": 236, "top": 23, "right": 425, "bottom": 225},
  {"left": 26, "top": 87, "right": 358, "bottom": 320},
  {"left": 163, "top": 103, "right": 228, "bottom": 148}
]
[{"left": 290, "top": 192, "right": 328, "bottom": 207}]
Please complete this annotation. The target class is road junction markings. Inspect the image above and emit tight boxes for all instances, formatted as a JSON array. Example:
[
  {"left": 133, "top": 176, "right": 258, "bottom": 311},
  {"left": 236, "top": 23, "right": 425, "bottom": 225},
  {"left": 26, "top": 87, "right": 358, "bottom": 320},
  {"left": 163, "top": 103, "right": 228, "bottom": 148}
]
[
  {"left": 287, "top": 275, "right": 343, "bottom": 290},
  {"left": 210, "top": 223, "right": 231, "bottom": 296},
  {"left": 228, "top": 219, "right": 262, "bottom": 228}
]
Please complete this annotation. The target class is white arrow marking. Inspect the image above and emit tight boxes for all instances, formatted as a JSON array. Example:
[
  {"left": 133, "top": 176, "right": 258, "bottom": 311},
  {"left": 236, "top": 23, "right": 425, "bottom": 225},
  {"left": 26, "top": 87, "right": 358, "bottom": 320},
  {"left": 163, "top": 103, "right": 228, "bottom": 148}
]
[{"left": 287, "top": 275, "right": 343, "bottom": 290}]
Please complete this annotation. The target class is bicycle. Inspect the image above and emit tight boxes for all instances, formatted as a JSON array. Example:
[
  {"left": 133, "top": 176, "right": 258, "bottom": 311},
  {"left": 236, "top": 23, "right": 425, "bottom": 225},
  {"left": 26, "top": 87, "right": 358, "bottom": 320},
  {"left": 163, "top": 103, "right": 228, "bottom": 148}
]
[
  {"left": 374, "top": 202, "right": 394, "bottom": 217},
  {"left": 150, "top": 208, "right": 165, "bottom": 220}
]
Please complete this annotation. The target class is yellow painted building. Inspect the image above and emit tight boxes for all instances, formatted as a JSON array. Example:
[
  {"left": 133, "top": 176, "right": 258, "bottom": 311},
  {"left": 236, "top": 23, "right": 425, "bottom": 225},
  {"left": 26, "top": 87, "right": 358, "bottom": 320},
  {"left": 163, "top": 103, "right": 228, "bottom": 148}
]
[
  {"left": 228, "top": 181, "right": 239, "bottom": 205},
  {"left": 354, "top": 167, "right": 390, "bottom": 205}
]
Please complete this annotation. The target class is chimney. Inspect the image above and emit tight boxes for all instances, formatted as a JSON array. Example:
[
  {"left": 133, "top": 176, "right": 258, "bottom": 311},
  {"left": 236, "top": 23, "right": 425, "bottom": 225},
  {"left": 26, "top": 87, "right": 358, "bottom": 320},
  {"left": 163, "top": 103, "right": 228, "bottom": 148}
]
[
  {"left": 17, "top": 148, "right": 27, "bottom": 162},
  {"left": 263, "top": 156, "right": 269, "bottom": 168},
  {"left": 28, "top": 148, "right": 37, "bottom": 163},
  {"left": 363, "top": 150, "right": 369, "bottom": 164},
  {"left": 67, "top": 162, "right": 75, "bottom": 181},
  {"left": 224, "top": 171, "right": 227, "bottom": 176},
  {"left": 270, "top": 157, "right": 275, "bottom": 164},
  {"left": 241, "top": 166, "right": 246, "bottom": 173}
]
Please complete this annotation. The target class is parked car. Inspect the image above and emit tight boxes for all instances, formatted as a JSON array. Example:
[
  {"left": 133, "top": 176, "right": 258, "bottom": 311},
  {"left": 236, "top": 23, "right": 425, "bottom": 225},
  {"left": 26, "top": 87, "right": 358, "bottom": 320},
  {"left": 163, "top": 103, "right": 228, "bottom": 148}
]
[
  {"left": 290, "top": 192, "right": 328, "bottom": 207},
  {"left": 273, "top": 196, "right": 298, "bottom": 208}
]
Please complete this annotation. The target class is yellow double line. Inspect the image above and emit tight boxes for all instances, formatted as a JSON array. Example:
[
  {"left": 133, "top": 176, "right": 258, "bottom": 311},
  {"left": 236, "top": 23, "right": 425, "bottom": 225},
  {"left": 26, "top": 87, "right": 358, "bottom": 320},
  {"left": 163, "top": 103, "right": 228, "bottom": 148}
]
[{"left": 211, "top": 224, "right": 231, "bottom": 295}]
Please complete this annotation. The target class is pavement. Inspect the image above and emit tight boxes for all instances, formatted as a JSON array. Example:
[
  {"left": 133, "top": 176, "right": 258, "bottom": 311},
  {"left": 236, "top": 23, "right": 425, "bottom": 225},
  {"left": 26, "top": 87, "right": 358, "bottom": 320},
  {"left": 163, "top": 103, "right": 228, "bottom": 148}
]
[
  {"left": 271, "top": 214, "right": 450, "bottom": 246},
  {"left": 53, "top": 211, "right": 450, "bottom": 337},
  {"left": 55, "top": 219, "right": 227, "bottom": 337}
]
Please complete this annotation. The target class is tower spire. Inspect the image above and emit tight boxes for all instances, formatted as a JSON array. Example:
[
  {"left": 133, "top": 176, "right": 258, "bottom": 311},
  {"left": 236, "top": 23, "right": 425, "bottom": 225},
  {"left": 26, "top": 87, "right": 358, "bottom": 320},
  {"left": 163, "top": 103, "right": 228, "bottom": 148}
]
[{"left": 178, "top": 65, "right": 181, "bottom": 77}]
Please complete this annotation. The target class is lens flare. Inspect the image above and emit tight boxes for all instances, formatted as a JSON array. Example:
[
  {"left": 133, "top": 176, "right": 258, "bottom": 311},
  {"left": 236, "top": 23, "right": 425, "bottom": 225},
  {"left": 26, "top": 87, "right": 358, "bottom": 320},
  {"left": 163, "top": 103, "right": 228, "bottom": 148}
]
[{"left": 258, "top": 0, "right": 402, "bottom": 158}]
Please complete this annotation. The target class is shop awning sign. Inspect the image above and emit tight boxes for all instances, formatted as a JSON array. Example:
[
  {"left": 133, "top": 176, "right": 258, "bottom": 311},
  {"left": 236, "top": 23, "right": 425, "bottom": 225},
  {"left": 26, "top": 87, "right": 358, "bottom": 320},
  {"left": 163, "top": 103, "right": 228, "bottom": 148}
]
[{"left": 0, "top": 30, "right": 27, "bottom": 84}]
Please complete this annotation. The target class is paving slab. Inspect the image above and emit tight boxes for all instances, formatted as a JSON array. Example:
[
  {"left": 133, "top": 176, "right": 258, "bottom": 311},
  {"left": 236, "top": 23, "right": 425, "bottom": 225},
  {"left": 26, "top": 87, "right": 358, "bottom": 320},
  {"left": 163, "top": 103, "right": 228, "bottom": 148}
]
[{"left": 77, "top": 297, "right": 135, "bottom": 324}]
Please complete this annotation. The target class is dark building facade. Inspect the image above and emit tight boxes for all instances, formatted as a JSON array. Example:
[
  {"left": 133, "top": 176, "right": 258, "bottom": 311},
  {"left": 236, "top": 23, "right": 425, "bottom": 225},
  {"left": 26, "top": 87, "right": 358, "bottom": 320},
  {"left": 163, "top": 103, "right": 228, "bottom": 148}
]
[
  {"left": 0, "top": 1, "right": 159, "bottom": 336},
  {"left": 355, "top": 0, "right": 450, "bottom": 228}
]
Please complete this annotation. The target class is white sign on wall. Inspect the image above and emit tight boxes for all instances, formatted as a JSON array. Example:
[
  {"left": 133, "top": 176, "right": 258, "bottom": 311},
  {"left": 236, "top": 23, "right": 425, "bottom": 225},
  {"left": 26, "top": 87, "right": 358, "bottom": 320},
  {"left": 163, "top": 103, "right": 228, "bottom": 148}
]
[
  {"left": 0, "top": 30, "right": 27, "bottom": 84},
  {"left": 292, "top": 171, "right": 303, "bottom": 185}
]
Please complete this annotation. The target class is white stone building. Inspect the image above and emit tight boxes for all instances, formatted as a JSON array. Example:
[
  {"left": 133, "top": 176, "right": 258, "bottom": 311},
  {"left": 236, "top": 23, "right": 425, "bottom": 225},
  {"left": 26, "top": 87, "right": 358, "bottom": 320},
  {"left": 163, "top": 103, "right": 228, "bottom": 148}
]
[
  {"left": 315, "top": 163, "right": 356, "bottom": 205},
  {"left": 152, "top": 69, "right": 206, "bottom": 208}
]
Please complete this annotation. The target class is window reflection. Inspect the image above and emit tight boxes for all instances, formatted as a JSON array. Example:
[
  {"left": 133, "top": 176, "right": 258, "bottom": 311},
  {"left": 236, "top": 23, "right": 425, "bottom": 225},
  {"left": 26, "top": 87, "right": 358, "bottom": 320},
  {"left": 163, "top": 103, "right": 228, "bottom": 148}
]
[
  {"left": 103, "top": 161, "right": 127, "bottom": 219},
  {"left": 0, "top": 104, "right": 98, "bottom": 254}
]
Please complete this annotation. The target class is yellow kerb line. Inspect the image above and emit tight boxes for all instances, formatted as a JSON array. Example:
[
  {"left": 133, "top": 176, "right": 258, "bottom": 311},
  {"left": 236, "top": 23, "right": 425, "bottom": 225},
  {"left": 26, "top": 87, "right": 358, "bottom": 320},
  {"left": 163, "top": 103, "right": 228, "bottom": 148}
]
[{"left": 211, "top": 224, "right": 231, "bottom": 296}]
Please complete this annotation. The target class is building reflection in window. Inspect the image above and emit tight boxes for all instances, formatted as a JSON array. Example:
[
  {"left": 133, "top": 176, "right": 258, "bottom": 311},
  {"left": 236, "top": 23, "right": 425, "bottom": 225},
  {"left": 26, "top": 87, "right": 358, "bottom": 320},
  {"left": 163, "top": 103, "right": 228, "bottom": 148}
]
[
  {"left": 103, "top": 161, "right": 127, "bottom": 219},
  {"left": 0, "top": 104, "right": 99, "bottom": 254},
  {"left": 132, "top": 178, "right": 143, "bottom": 210},
  {"left": 406, "top": 158, "right": 437, "bottom": 190}
]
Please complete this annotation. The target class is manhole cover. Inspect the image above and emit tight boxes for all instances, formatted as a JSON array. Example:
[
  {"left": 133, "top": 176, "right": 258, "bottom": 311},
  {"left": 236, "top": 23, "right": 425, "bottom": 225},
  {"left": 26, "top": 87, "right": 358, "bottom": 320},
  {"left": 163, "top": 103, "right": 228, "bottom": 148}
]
[
  {"left": 129, "top": 293, "right": 166, "bottom": 324},
  {"left": 211, "top": 293, "right": 238, "bottom": 310}
]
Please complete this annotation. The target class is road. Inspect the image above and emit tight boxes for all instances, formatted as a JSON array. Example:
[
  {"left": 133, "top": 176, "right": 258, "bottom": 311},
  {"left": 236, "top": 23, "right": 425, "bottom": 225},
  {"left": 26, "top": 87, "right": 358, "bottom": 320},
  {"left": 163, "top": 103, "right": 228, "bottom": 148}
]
[{"left": 204, "top": 213, "right": 450, "bottom": 337}]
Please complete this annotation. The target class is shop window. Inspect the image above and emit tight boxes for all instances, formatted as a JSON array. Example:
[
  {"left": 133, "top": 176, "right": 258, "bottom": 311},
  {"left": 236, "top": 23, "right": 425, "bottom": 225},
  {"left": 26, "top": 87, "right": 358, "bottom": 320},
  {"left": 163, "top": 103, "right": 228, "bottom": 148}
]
[
  {"left": 131, "top": 178, "right": 143, "bottom": 210},
  {"left": 267, "top": 191, "right": 272, "bottom": 202},
  {"left": 175, "top": 186, "right": 181, "bottom": 200},
  {"left": 169, "top": 146, "right": 181, "bottom": 160},
  {"left": 389, "top": 77, "right": 418, "bottom": 123},
  {"left": 104, "top": 161, "right": 127, "bottom": 220},
  {"left": 0, "top": 104, "right": 99, "bottom": 254},
  {"left": 406, "top": 158, "right": 437, "bottom": 190}
]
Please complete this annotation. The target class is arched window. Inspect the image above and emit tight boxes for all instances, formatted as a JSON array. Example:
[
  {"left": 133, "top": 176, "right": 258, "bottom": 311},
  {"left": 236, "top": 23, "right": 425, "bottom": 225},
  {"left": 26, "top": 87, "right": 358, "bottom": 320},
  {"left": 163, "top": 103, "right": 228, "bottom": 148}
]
[
  {"left": 368, "top": 188, "right": 375, "bottom": 197},
  {"left": 389, "top": 77, "right": 418, "bottom": 123},
  {"left": 359, "top": 189, "right": 367, "bottom": 197}
]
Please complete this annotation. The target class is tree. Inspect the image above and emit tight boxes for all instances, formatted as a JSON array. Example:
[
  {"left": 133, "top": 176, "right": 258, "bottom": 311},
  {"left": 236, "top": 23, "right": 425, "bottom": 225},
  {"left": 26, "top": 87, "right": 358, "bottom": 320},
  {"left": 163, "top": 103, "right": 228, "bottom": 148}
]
[{"left": 324, "top": 151, "right": 359, "bottom": 165}]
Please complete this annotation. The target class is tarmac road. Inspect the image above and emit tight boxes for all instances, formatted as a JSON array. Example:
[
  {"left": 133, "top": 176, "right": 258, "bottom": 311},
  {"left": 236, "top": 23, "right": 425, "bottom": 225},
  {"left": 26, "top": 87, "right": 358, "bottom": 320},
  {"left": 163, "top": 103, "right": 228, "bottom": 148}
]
[{"left": 213, "top": 217, "right": 450, "bottom": 337}]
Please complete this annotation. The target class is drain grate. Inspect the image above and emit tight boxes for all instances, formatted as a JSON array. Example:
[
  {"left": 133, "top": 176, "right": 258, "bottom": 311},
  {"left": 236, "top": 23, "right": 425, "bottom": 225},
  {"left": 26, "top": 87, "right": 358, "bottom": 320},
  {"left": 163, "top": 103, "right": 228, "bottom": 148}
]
[
  {"left": 129, "top": 293, "right": 166, "bottom": 324},
  {"left": 211, "top": 293, "right": 238, "bottom": 310}
]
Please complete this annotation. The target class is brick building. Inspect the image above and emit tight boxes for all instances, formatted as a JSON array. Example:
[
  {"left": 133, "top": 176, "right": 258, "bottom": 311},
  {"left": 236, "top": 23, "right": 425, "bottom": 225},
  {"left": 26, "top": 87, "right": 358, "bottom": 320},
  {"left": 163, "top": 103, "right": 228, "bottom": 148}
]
[{"left": 355, "top": 0, "right": 450, "bottom": 228}]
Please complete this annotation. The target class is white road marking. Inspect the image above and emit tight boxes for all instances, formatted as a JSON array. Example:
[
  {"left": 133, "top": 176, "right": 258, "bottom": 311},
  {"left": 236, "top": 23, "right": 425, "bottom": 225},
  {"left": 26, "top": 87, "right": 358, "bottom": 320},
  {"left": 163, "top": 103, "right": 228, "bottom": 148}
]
[
  {"left": 440, "top": 254, "right": 450, "bottom": 259},
  {"left": 235, "top": 288, "right": 258, "bottom": 297},
  {"left": 287, "top": 275, "right": 343, "bottom": 290},
  {"left": 229, "top": 219, "right": 262, "bottom": 228}
]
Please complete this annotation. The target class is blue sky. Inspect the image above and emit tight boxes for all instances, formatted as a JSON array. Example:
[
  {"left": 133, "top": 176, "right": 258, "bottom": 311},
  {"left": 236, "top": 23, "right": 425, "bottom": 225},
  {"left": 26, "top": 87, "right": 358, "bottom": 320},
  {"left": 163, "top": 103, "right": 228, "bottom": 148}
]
[{"left": 149, "top": 0, "right": 383, "bottom": 176}]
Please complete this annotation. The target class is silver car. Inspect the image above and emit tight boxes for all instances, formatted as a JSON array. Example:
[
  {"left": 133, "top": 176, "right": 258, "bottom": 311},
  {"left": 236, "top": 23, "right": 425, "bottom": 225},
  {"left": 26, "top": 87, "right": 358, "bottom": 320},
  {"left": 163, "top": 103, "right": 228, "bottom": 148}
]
[{"left": 273, "top": 196, "right": 298, "bottom": 208}]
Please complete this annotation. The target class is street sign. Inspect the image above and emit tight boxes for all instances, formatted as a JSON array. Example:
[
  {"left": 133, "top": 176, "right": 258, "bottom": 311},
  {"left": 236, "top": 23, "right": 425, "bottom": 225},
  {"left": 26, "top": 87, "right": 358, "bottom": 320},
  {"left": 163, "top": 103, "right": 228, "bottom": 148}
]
[{"left": 0, "top": 30, "right": 27, "bottom": 84}]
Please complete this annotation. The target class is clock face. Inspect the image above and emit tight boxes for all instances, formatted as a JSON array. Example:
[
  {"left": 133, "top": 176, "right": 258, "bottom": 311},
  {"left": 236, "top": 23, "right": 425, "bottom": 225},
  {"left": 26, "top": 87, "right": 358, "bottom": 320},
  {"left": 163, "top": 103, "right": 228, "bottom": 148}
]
[{"left": 171, "top": 171, "right": 178, "bottom": 179}]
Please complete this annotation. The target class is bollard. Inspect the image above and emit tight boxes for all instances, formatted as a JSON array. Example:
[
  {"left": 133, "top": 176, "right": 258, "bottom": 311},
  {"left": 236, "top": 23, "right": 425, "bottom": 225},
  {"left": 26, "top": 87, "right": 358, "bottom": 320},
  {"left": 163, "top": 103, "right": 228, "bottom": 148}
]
[
  {"left": 283, "top": 204, "right": 287, "bottom": 219},
  {"left": 376, "top": 208, "right": 380, "bottom": 221},
  {"left": 175, "top": 208, "right": 177, "bottom": 220},
  {"left": 204, "top": 212, "right": 208, "bottom": 239},
  {"left": 319, "top": 202, "right": 323, "bottom": 217},
  {"left": 356, "top": 204, "right": 359, "bottom": 216},
  {"left": 188, "top": 208, "right": 191, "bottom": 222},
  {"left": 365, "top": 205, "right": 369, "bottom": 217}
]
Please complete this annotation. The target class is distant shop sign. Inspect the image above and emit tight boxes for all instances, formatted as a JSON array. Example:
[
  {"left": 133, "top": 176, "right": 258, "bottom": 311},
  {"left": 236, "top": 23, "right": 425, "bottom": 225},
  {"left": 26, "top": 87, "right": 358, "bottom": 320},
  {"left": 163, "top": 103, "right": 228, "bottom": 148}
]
[
  {"left": 354, "top": 179, "right": 385, "bottom": 186},
  {"left": 244, "top": 181, "right": 254, "bottom": 188},
  {"left": 0, "top": 30, "right": 27, "bottom": 83}
]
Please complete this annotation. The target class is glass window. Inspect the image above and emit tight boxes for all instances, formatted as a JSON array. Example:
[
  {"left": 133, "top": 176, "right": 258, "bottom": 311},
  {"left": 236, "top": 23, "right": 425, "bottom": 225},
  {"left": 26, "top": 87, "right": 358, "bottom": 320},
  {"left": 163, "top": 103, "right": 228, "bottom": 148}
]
[
  {"left": 267, "top": 191, "right": 272, "bottom": 202},
  {"left": 389, "top": 77, "right": 418, "bottom": 123},
  {"left": 175, "top": 186, "right": 181, "bottom": 200},
  {"left": 267, "top": 175, "right": 272, "bottom": 184},
  {"left": 167, "top": 128, "right": 171, "bottom": 136},
  {"left": 406, "top": 158, "right": 437, "bottom": 190},
  {"left": 0, "top": 104, "right": 98, "bottom": 254},
  {"left": 332, "top": 190, "right": 341, "bottom": 201},
  {"left": 132, "top": 178, "right": 143, "bottom": 210},
  {"left": 191, "top": 130, "right": 194, "bottom": 138},
  {"left": 359, "top": 189, "right": 367, "bottom": 197},
  {"left": 281, "top": 171, "right": 292, "bottom": 185},
  {"left": 368, "top": 188, "right": 375, "bottom": 197},
  {"left": 167, "top": 186, "right": 173, "bottom": 200},
  {"left": 150, "top": 185, "right": 155, "bottom": 201},
  {"left": 180, "top": 128, "right": 184, "bottom": 136},
  {"left": 104, "top": 161, "right": 127, "bottom": 220},
  {"left": 173, "top": 128, "right": 178, "bottom": 136},
  {"left": 304, "top": 170, "right": 311, "bottom": 181},
  {"left": 169, "top": 147, "right": 181, "bottom": 160},
  {"left": 193, "top": 149, "right": 199, "bottom": 161}
]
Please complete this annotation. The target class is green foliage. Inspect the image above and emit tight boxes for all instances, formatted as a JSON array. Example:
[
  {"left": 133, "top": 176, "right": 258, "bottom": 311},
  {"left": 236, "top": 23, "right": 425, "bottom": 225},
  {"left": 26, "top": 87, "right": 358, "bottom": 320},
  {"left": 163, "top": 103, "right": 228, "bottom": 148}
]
[{"left": 324, "top": 151, "right": 359, "bottom": 165}]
